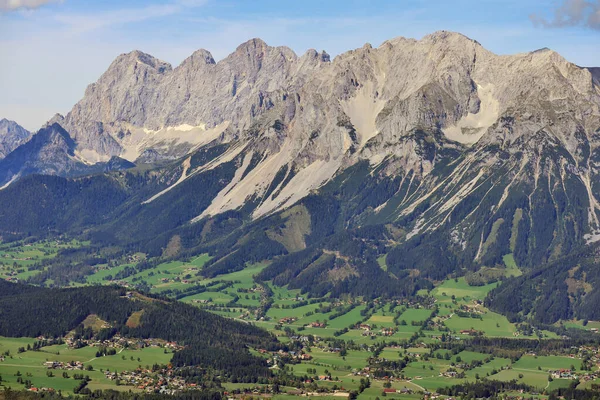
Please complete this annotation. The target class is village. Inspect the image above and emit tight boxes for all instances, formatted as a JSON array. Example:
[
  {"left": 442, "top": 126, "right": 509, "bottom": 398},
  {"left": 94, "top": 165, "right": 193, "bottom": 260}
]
[
  {"left": 63, "top": 335, "right": 184, "bottom": 352},
  {"left": 104, "top": 367, "right": 192, "bottom": 394}
]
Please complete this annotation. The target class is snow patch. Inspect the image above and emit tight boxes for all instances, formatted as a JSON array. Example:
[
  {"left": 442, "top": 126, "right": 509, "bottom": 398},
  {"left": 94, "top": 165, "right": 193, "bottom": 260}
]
[
  {"left": 166, "top": 123, "right": 206, "bottom": 132},
  {"left": 78, "top": 149, "right": 111, "bottom": 163},
  {"left": 120, "top": 121, "right": 228, "bottom": 161}
]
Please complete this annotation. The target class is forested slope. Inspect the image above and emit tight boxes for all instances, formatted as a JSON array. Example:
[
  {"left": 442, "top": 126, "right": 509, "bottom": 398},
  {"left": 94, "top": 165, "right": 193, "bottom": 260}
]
[{"left": 0, "top": 281, "right": 278, "bottom": 380}]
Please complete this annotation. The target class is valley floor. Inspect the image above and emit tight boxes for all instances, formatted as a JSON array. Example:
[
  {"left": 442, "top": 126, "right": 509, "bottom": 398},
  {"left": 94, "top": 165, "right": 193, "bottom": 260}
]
[{"left": 1, "top": 240, "right": 600, "bottom": 398}]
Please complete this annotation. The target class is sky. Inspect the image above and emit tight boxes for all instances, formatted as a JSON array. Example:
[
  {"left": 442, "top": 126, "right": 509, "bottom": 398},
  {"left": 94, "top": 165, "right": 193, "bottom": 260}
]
[{"left": 1, "top": 0, "right": 599, "bottom": 131}]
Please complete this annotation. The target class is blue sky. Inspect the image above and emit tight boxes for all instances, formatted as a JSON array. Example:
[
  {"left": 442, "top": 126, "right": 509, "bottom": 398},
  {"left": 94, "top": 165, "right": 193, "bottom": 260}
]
[{"left": 1, "top": 0, "right": 599, "bottom": 130}]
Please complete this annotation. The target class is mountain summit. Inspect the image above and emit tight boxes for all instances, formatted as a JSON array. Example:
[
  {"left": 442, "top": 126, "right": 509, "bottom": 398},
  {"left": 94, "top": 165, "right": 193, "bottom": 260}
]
[{"left": 0, "top": 119, "right": 31, "bottom": 160}]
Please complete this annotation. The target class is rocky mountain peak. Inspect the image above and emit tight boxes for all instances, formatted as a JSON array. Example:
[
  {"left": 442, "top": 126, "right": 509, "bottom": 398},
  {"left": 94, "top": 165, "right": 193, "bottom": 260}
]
[
  {"left": 422, "top": 30, "right": 482, "bottom": 45},
  {"left": 301, "top": 49, "right": 331, "bottom": 63},
  {"left": 36, "top": 123, "right": 76, "bottom": 150},
  {"left": 0, "top": 119, "right": 31, "bottom": 160},
  {"left": 43, "top": 113, "right": 65, "bottom": 129},
  {"left": 180, "top": 49, "right": 216, "bottom": 67},
  {"left": 225, "top": 38, "right": 298, "bottom": 75},
  {"left": 117, "top": 50, "right": 172, "bottom": 72}
]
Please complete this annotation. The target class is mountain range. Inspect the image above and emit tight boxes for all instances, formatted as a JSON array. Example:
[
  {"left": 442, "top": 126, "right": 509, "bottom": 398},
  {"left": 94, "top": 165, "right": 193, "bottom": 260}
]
[{"left": 2, "top": 31, "right": 600, "bottom": 323}]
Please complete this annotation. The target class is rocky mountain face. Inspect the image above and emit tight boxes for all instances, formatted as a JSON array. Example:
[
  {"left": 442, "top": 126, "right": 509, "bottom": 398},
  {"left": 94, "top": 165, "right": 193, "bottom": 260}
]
[
  {"left": 0, "top": 119, "right": 31, "bottom": 160},
  {"left": 38, "top": 32, "right": 591, "bottom": 226},
  {"left": 0, "top": 123, "right": 80, "bottom": 187},
  {"left": 2, "top": 31, "right": 600, "bottom": 320},
  {"left": 0, "top": 123, "right": 133, "bottom": 187}
]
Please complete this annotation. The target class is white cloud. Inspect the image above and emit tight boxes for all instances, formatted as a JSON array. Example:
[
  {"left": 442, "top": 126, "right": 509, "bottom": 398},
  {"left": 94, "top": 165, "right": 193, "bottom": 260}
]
[
  {"left": 0, "top": 0, "right": 59, "bottom": 11},
  {"left": 530, "top": 0, "right": 600, "bottom": 30}
]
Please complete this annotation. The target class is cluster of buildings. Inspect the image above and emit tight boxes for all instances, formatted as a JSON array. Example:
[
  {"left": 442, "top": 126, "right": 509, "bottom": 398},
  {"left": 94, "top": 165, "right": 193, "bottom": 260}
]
[
  {"left": 4, "top": 273, "right": 19, "bottom": 283},
  {"left": 26, "top": 387, "right": 56, "bottom": 393},
  {"left": 64, "top": 335, "right": 184, "bottom": 352},
  {"left": 104, "top": 368, "right": 192, "bottom": 394},
  {"left": 456, "top": 303, "right": 484, "bottom": 315},
  {"left": 355, "top": 323, "right": 395, "bottom": 337},
  {"left": 259, "top": 348, "right": 313, "bottom": 366},
  {"left": 458, "top": 328, "right": 481, "bottom": 336},
  {"left": 383, "top": 387, "right": 414, "bottom": 395},
  {"left": 548, "top": 369, "right": 598, "bottom": 381},
  {"left": 43, "top": 360, "right": 84, "bottom": 370},
  {"left": 278, "top": 317, "right": 298, "bottom": 324}
]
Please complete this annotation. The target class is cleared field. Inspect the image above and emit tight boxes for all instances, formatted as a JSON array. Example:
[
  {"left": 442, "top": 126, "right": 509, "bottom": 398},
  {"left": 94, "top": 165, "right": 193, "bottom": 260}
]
[
  {"left": 365, "top": 312, "right": 395, "bottom": 328},
  {"left": 494, "top": 369, "right": 549, "bottom": 389},
  {"left": 86, "top": 263, "right": 135, "bottom": 284},
  {"left": 431, "top": 278, "right": 498, "bottom": 302},
  {"left": 502, "top": 253, "right": 522, "bottom": 277},
  {"left": 513, "top": 355, "right": 583, "bottom": 371},
  {"left": 563, "top": 320, "right": 600, "bottom": 330},
  {"left": 308, "top": 348, "right": 371, "bottom": 371},
  {"left": 445, "top": 310, "right": 515, "bottom": 337},
  {"left": 398, "top": 308, "right": 432, "bottom": 324},
  {"left": 376, "top": 255, "right": 388, "bottom": 271},
  {"left": 267, "top": 304, "right": 323, "bottom": 320},
  {"left": 180, "top": 291, "right": 234, "bottom": 304},
  {"left": 327, "top": 306, "right": 367, "bottom": 330}
]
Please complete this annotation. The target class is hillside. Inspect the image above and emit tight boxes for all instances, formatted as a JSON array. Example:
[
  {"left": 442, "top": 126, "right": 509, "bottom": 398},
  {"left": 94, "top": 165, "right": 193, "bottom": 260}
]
[{"left": 0, "top": 280, "right": 278, "bottom": 381}]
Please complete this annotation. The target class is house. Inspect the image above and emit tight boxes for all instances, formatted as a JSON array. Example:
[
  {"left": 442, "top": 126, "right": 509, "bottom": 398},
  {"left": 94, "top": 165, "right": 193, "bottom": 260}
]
[
  {"left": 279, "top": 317, "right": 297, "bottom": 324},
  {"left": 380, "top": 328, "right": 394, "bottom": 336}
]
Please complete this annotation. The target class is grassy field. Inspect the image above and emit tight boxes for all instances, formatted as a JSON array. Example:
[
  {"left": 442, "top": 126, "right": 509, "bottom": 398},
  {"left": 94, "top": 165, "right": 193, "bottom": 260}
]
[
  {"left": 431, "top": 278, "right": 497, "bottom": 302},
  {"left": 398, "top": 308, "right": 432, "bottom": 324},
  {"left": 327, "top": 306, "right": 367, "bottom": 330},
  {"left": 502, "top": 253, "right": 522, "bottom": 277},
  {"left": 0, "top": 239, "right": 85, "bottom": 281}
]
